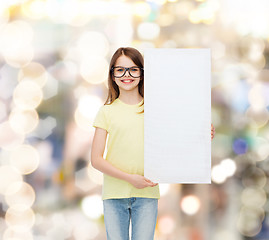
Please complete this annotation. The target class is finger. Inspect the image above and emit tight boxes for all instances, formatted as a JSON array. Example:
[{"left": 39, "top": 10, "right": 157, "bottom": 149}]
[
  {"left": 144, "top": 178, "right": 155, "bottom": 184},
  {"left": 145, "top": 180, "right": 155, "bottom": 186},
  {"left": 146, "top": 179, "right": 156, "bottom": 186},
  {"left": 146, "top": 182, "right": 154, "bottom": 187},
  {"left": 144, "top": 178, "right": 151, "bottom": 183}
]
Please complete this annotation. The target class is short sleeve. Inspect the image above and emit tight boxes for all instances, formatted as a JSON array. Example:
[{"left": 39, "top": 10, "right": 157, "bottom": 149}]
[{"left": 92, "top": 106, "right": 109, "bottom": 131}]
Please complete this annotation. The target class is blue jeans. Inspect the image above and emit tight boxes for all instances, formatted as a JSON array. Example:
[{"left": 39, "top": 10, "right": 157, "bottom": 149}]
[{"left": 103, "top": 197, "right": 158, "bottom": 240}]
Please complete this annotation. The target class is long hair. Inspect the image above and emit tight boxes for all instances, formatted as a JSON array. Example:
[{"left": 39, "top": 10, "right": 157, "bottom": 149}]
[{"left": 104, "top": 47, "right": 144, "bottom": 114}]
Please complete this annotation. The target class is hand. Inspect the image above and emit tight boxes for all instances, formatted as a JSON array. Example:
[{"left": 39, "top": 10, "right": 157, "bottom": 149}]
[
  {"left": 128, "top": 174, "right": 158, "bottom": 189},
  {"left": 211, "top": 123, "right": 215, "bottom": 140}
]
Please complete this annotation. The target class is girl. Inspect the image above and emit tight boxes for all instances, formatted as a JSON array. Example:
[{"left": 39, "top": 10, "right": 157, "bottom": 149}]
[{"left": 91, "top": 47, "right": 215, "bottom": 240}]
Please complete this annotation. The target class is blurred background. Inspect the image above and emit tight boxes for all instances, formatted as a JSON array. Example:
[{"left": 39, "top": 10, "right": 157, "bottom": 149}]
[{"left": 0, "top": 0, "right": 269, "bottom": 239}]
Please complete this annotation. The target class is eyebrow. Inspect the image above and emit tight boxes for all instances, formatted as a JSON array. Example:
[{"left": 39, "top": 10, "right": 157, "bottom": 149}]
[{"left": 114, "top": 65, "right": 138, "bottom": 68}]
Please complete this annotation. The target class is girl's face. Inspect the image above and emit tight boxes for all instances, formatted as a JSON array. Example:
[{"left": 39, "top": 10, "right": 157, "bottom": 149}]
[{"left": 112, "top": 55, "right": 141, "bottom": 93}]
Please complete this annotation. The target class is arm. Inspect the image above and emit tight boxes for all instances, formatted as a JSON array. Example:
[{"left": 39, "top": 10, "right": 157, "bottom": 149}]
[{"left": 91, "top": 127, "right": 157, "bottom": 189}]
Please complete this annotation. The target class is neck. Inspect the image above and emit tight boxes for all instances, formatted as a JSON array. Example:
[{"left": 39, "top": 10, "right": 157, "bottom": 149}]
[{"left": 118, "top": 91, "right": 143, "bottom": 105}]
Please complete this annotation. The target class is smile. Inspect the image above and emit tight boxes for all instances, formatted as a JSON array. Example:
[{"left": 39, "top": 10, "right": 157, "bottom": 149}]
[{"left": 121, "top": 80, "right": 134, "bottom": 83}]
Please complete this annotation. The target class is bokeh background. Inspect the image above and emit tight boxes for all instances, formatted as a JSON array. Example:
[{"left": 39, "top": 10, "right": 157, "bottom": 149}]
[{"left": 0, "top": 0, "right": 269, "bottom": 239}]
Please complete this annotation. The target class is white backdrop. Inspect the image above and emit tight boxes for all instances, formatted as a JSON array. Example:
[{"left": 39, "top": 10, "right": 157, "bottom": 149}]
[{"left": 144, "top": 48, "right": 211, "bottom": 183}]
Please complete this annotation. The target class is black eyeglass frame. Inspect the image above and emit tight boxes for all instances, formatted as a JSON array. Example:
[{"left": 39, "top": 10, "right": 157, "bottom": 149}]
[{"left": 111, "top": 66, "right": 144, "bottom": 78}]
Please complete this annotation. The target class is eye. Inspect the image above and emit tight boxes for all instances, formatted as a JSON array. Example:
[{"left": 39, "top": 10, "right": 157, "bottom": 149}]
[
  {"left": 131, "top": 68, "right": 139, "bottom": 72},
  {"left": 116, "top": 68, "right": 124, "bottom": 72}
]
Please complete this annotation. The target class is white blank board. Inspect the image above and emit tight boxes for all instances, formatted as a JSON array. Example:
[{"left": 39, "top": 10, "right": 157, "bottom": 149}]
[{"left": 144, "top": 48, "right": 211, "bottom": 184}]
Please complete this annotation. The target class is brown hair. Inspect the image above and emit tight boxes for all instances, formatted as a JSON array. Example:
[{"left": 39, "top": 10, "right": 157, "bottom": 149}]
[{"left": 104, "top": 47, "right": 144, "bottom": 114}]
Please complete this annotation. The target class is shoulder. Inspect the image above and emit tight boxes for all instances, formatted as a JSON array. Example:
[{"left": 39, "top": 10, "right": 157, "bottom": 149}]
[
  {"left": 97, "top": 99, "right": 120, "bottom": 115},
  {"left": 103, "top": 99, "right": 119, "bottom": 110},
  {"left": 97, "top": 103, "right": 115, "bottom": 115},
  {"left": 102, "top": 103, "right": 114, "bottom": 111}
]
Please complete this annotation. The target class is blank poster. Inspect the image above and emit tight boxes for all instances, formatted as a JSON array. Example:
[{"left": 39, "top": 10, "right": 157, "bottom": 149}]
[{"left": 144, "top": 48, "right": 211, "bottom": 184}]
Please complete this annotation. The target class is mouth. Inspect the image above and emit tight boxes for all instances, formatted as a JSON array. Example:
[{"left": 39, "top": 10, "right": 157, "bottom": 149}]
[{"left": 121, "top": 79, "right": 134, "bottom": 84}]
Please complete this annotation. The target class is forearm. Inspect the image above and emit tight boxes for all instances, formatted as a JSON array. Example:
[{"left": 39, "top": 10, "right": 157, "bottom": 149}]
[{"left": 91, "top": 156, "right": 132, "bottom": 183}]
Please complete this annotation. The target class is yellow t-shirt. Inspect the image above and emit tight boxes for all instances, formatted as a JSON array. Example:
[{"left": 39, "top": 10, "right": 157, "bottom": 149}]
[{"left": 92, "top": 98, "right": 160, "bottom": 200}]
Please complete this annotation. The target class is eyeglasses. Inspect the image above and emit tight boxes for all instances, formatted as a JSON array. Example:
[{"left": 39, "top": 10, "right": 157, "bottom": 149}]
[{"left": 111, "top": 66, "right": 143, "bottom": 78}]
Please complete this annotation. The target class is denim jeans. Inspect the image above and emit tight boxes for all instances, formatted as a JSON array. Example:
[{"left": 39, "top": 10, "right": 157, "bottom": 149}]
[{"left": 103, "top": 197, "right": 158, "bottom": 240}]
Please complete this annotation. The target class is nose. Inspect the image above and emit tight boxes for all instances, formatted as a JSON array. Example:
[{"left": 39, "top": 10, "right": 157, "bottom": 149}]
[{"left": 124, "top": 69, "right": 130, "bottom": 77}]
